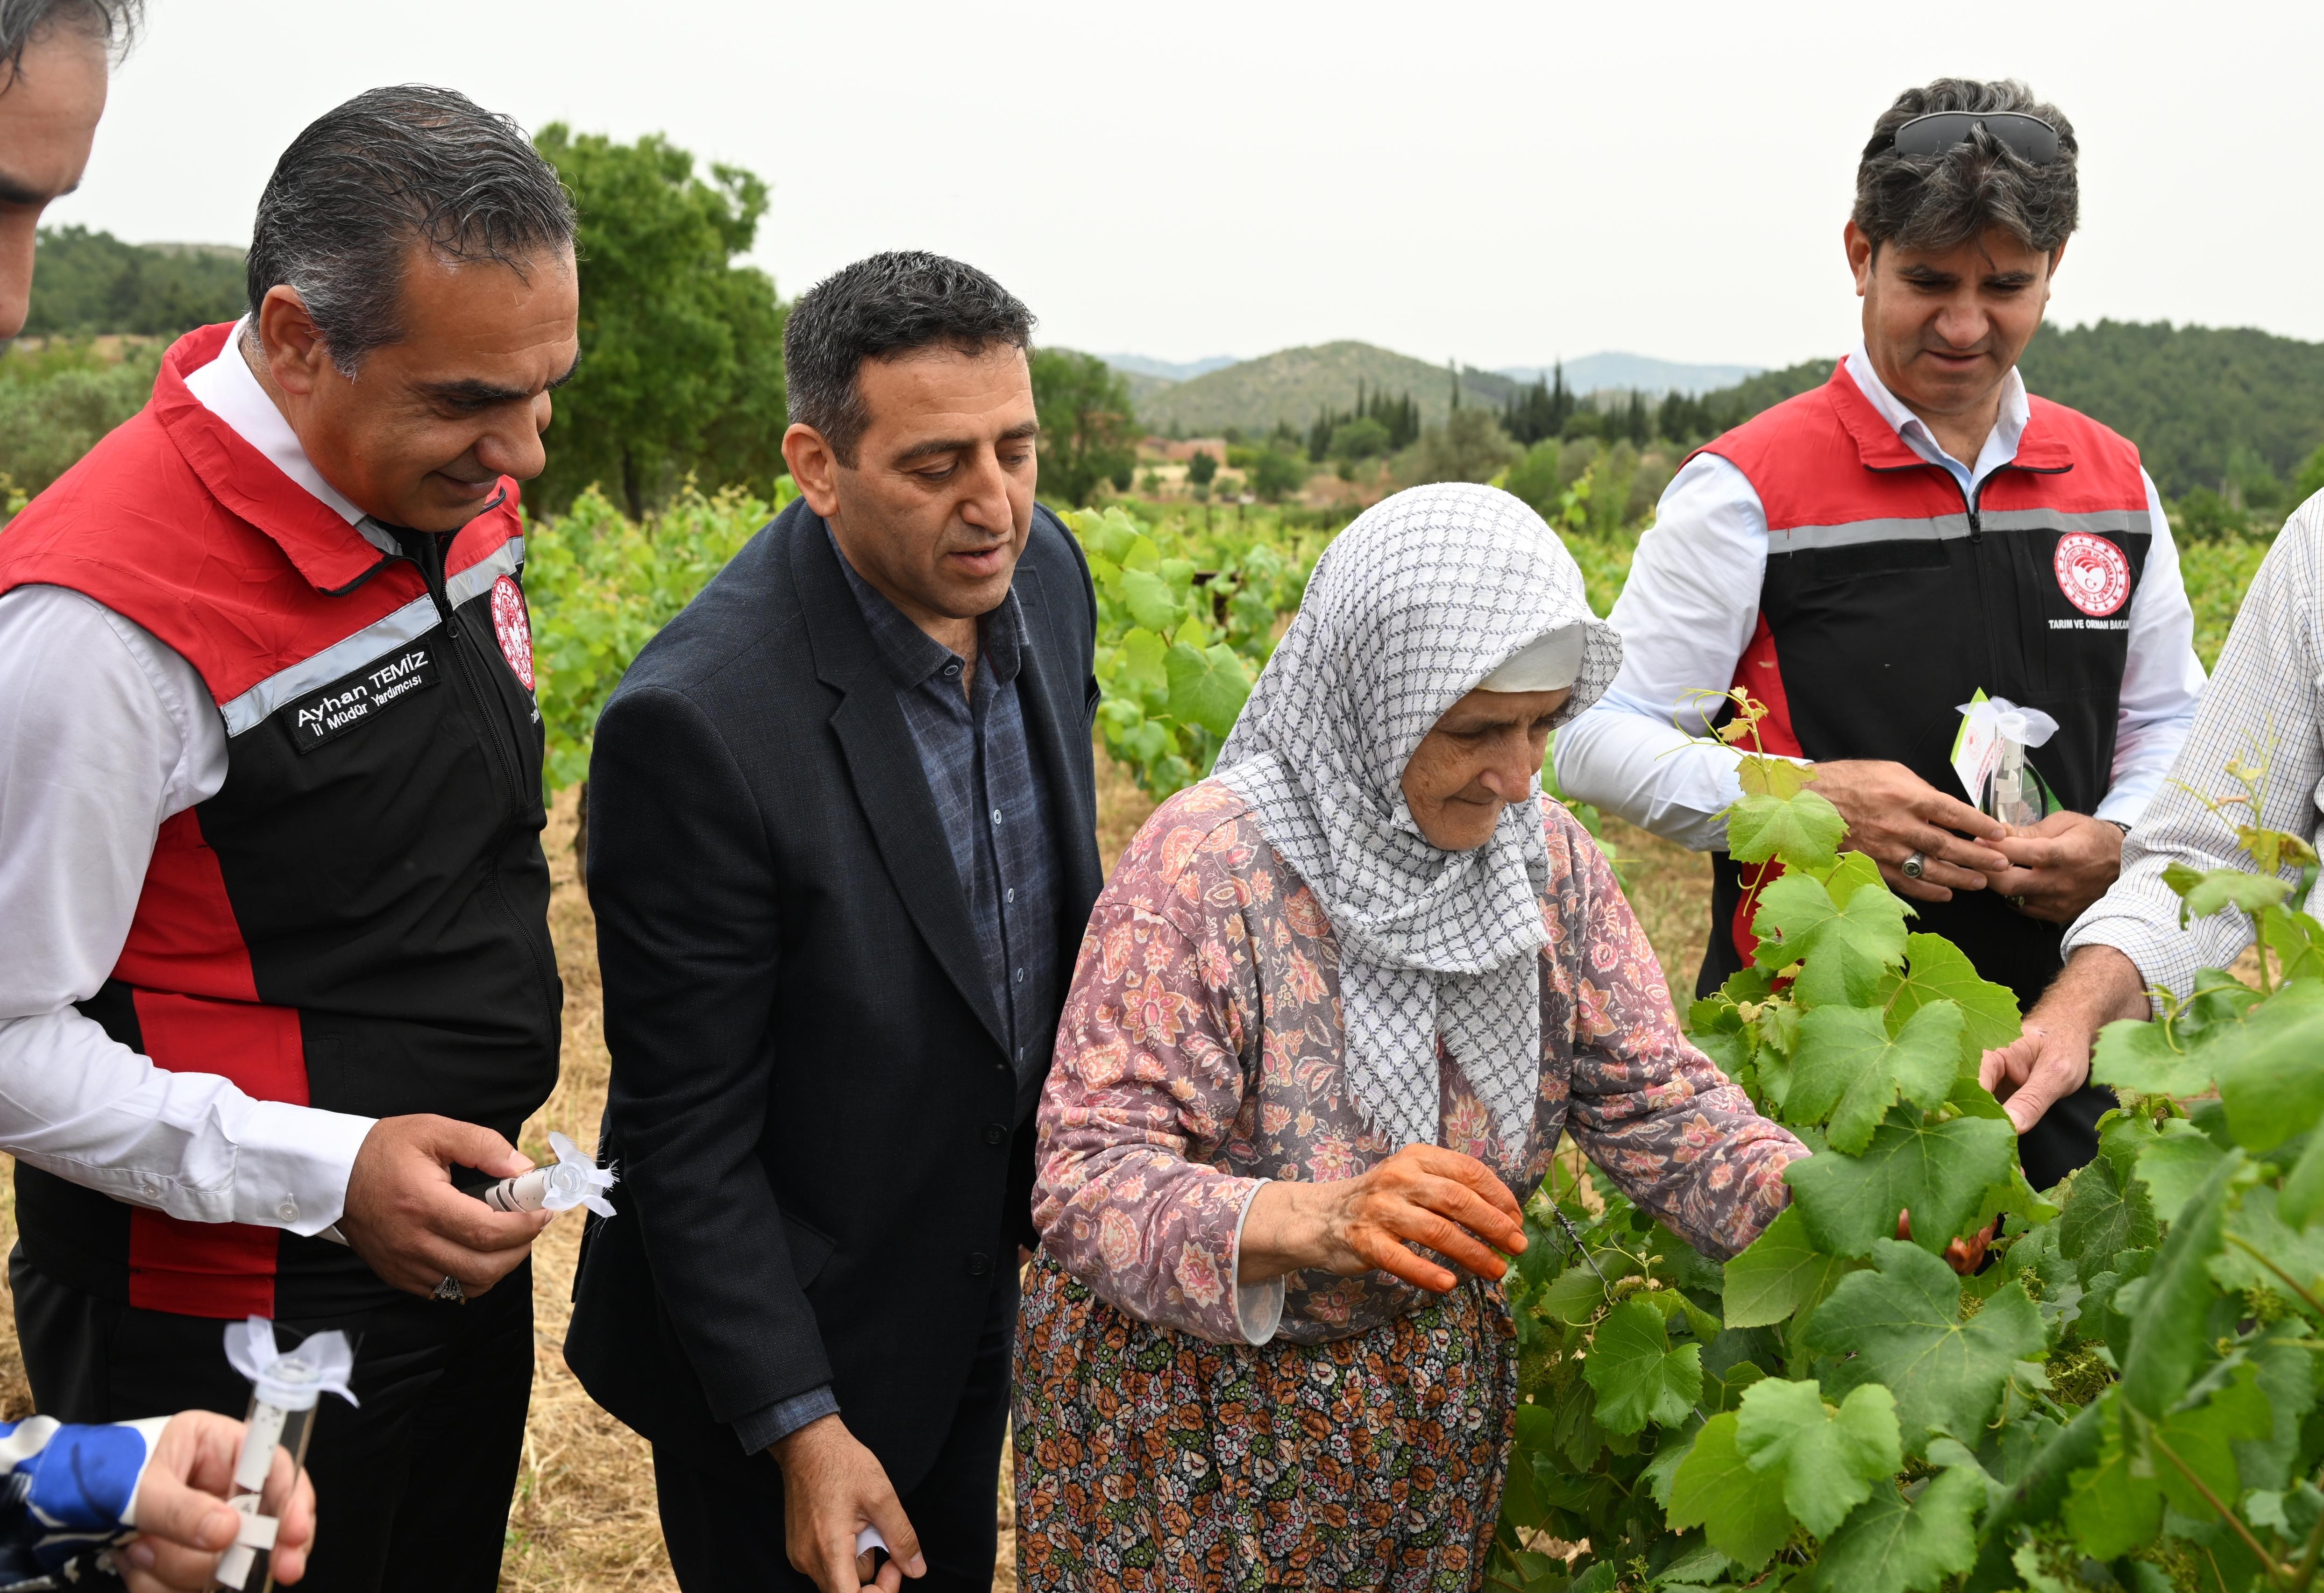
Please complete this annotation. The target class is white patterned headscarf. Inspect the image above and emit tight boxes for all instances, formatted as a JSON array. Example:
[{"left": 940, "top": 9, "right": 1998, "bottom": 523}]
[{"left": 1214, "top": 484, "right": 1622, "bottom": 1152}]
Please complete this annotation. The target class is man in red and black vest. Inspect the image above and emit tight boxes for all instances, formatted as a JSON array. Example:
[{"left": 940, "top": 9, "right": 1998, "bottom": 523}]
[
  {"left": 0, "top": 86, "right": 578, "bottom": 1591},
  {"left": 1556, "top": 78, "right": 2204, "bottom": 1190}
]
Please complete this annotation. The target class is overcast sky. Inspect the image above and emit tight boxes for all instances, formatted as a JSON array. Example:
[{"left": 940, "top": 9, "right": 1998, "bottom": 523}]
[{"left": 46, "top": 0, "right": 2320, "bottom": 372}]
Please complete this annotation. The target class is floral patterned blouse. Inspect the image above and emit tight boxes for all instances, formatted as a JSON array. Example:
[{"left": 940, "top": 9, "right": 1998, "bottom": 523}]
[{"left": 1032, "top": 780, "right": 1806, "bottom": 1347}]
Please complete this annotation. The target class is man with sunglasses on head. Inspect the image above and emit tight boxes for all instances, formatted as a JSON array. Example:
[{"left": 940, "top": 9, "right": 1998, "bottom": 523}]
[{"left": 1556, "top": 78, "right": 2203, "bottom": 1190}]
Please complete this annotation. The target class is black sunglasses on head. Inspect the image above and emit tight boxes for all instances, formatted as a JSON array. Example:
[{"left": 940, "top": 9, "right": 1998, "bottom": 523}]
[{"left": 1888, "top": 109, "right": 2061, "bottom": 165}]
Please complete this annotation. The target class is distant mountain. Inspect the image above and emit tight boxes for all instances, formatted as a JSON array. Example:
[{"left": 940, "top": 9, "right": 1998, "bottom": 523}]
[
  {"left": 1131, "top": 341, "right": 1521, "bottom": 435},
  {"left": 1100, "top": 353, "right": 1240, "bottom": 382},
  {"left": 1499, "top": 352, "right": 1763, "bottom": 398}
]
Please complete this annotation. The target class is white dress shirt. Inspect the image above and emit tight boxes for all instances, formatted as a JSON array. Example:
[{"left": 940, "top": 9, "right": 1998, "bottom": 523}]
[
  {"left": 0, "top": 325, "right": 376, "bottom": 1235},
  {"left": 2066, "top": 493, "right": 2324, "bottom": 998},
  {"left": 1554, "top": 345, "right": 2207, "bottom": 851}
]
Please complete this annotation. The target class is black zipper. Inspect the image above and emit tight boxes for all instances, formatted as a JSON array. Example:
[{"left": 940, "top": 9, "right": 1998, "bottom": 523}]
[{"left": 404, "top": 527, "right": 534, "bottom": 825}]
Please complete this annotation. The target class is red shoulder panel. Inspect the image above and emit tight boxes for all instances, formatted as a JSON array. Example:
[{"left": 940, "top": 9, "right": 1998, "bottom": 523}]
[{"left": 0, "top": 331, "right": 430, "bottom": 704}]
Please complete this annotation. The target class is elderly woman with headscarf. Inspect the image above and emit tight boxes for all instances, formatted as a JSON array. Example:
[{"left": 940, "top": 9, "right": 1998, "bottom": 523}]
[{"left": 1011, "top": 484, "right": 1808, "bottom": 1589}]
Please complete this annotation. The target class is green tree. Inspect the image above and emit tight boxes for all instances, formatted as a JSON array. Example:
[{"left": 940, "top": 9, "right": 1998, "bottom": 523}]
[
  {"left": 1397, "top": 408, "right": 1520, "bottom": 486},
  {"left": 25, "top": 228, "right": 245, "bottom": 338},
  {"left": 1031, "top": 348, "right": 1138, "bottom": 507},
  {"left": 1328, "top": 415, "right": 1390, "bottom": 464},
  {"left": 1186, "top": 449, "right": 1218, "bottom": 488},
  {"left": 2296, "top": 442, "right": 2324, "bottom": 510},
  {"left": 1248, "top": 447, "right": 1309, "bottom": 503},
  {"left": 529, "top": 127, "right": 788, "bottom": 519},
  {"left": 1505, "top": 437, "right": 1564, "bottom": 516}
]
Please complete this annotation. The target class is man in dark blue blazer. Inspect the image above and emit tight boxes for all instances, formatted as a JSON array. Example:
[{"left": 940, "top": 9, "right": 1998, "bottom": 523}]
[{"left": 564, "top": 253, "right": 1104, "bottom": 1592}]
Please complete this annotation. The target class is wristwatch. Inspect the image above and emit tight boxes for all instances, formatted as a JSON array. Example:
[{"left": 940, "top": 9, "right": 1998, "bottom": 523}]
[{"left": 2103, "top": 820, "right": 2131, "bottom": 835}]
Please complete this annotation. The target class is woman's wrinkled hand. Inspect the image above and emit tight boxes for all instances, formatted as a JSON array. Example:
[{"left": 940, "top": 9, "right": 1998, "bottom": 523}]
[{"left": 1238, "top": 1145, "right": 1528, "bottom": 1291}]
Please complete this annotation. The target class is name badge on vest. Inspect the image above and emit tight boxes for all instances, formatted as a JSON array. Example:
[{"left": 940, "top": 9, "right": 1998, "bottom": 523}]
[{"left": 281, "top": 643, "right": 441, "bottom": 753}]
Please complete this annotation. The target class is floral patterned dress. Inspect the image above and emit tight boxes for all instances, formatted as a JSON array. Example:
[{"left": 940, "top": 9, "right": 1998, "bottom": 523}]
[{"left": 1015, "top": 781, "right": 1805, "bottom": 1590}]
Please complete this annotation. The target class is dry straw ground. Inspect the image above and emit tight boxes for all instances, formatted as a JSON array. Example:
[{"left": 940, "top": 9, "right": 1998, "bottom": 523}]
[{"left": 0, "top": 764, "right": 1714, "bottom": 1591}]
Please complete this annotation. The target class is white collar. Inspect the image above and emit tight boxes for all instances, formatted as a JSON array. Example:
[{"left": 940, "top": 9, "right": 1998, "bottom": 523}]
[
  {"left": 181, "top": 318, "right": 369, "bottom": 526},
  {"left": 1844, "top": 341, "right": 2029, "bottom": 488}
]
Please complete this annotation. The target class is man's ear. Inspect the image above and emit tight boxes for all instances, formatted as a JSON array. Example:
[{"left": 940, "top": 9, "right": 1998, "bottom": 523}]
[
  {"left": 1843, "top": 220, "right": 1877, "bottom": 297},
  {"left": 256, "top": 285, "right": 332, "bottom": 399},
  {"left": 782, "top": 423, "right": 843, "bottom": 519}
]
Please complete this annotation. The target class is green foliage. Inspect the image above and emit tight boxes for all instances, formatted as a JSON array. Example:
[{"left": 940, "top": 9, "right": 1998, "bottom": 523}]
[
  {"left": 529, "top": 127, "right": 787, "bottom": 519},
  {"left": 1063, "top": 503, "right": 1332, "bottom": 798},
  {"left": 1031, "top": 349, "right": 1139, "bottom": 507},
  {"left": 1394, "top": 406, "right": 1520, "bottom": 486},
  {"left": 526, "top": 480, "right": 795, "bottom": 790},
  {"left": 24, "top": 228, "right": 245, "bottom": 338},
  {"left": 1496, "top": 707, "right": 2324, "bottom": 1593},
  {"left": 0, "top": 340, "right": 160, "bottom": 497},
  {"left": 1244, "top": 445, "right": 1310, "bottom": 503}
]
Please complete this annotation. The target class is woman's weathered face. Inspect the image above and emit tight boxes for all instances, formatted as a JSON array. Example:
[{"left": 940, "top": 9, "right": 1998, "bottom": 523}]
[{"left": 1399, "top": 686, "right": 1572, "bottom": 851}]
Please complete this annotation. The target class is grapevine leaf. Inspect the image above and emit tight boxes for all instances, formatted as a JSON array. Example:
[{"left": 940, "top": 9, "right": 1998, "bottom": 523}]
[
  {"left": 1813, "top": 849, "right": 1886, "bottom": 904},
  {"left": 1721, "top": 1207, "right": 1863, "bottom": 1329},
  {"left": 2216, "top": 982, "right": 2324, "bottom": 1151},
  {"left": 1805, "top": 1466, "right": 1983, "bottom": 1593},
  {"left": 1785, "top": 1113, "right": 2018, "bottom": 1258},
  {"left": 2119, "top": 1149, "right": 2241, "bottom": 1418},
  {"left": 2179, "top": 867, "right": 2293, "bottom": 923},
  {"left": 2061, "top": 1395, "right": 2158, "bottom": 1559},
  {"left": 1801, "top": 1239, "right": 2048, "bottom": 1455},
  {"left": 1537, "top": 1266, "right": 1609, "bottom": 1325},
  {"left": 1753, "top": 876, "right": 1911, "bottom": 1008},
  {"left": 2089, "top": 1016, "right": 2213, "bottom": 1096},
  {"left": 2130, "top": 1117, "right": 2227, "bottom": 1223},
  {"left": 1727, "top": 788, "right": 1846, "bottom": 871},
  {"left": 2231, "top": 1332, "right": 2319, "bottom": 1495},
  {"left": 1117, "top": 627, "right": 1167, "bottom": 696},
  {"left": 1732, "top": 1379, "right": 1903, "bottom": 1538},
  {"left": 1665, "top": 1411, "right": 1794, "bottom": 1571},
  {"left": 1787, "top": 1001, "right": 1964, "bottom": 1155},
  {"left": 2066, "top": 1365, "right": 2277, "bottom": 1560},
  {"left": 1117, "top": 566, "right": 1180, "bottom": 632},
  {"left": 1582, "top": 1298, "right": 1704, "bottom": 1435},
  {"left": 2058, "top": 1151, "right": 2159, "bottom": 1284},
  {"left": 2284, "top": 1129, "right": 2324, "bottom": 1228},
  {"left": 1737, "top": 758, "right": 1817, "bottom": 799},
  {"left": 2210, "top": 1183, "right": 2324, "bottom": 1313},
  {"left": 1883, "top": 934, "right": 2020, "bottom": 1054},
  {"left": 1119, "top": 531, "right": 1161, "bottom": 573},
  {"left": 2264, "top": 909, "right": 2324, "bottom": 986},
  {"left": 1641, "top": 1412, "right": 1703, "bottom": 1508},
  {"left": 1163, "top": 643, "right": 1251, "bottom": 738}
]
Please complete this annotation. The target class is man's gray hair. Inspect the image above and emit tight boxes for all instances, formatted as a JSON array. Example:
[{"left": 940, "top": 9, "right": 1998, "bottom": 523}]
[
  {"left": 0, "top": 0, "right": 138, "bottom": 78},
  {"left": 246, "top": 85, "right": 576, "bottom": 375},
  {"left": 1854, "top": 78, "right": 2078, "bottom": 257}
]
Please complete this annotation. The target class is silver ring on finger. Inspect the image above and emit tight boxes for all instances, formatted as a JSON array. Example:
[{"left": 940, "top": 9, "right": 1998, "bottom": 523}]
[
  {"left": 1901, "top": 851, "right": 1926, "bottom": 881},
  {"left": 433, "top": 1273, "right": 466, "bottom": 1305}
]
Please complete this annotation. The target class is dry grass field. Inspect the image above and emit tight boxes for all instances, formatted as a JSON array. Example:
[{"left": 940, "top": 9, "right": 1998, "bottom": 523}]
[{"left": 0, "top": 767, "right": 1714, "bottom": 1591}]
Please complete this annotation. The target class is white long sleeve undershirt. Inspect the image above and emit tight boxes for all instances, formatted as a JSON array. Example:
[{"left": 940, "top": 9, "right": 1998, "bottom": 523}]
[{"left": 0, "top": 326, "right": 376, "bottom": 1234}]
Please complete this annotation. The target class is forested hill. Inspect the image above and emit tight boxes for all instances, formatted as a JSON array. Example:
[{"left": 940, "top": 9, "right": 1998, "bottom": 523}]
[
  {"left": 1690, "top": 322, "right": 2324, "bottom": 502},
  {"left": 22, "top": 227, "right": 246, "bottom": 338},
  {"left": 1131, "top": 341, "right": 1519, "bottom": 436}
]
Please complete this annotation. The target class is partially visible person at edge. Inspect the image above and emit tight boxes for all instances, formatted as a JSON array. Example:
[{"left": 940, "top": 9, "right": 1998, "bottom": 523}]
[
  {"left": 1014, "top": 484, "right": 1806, "bottom": 1588},
  {"left": 1985, "top": 485, "right": 2324, "bottom": 1132},
  {"left": 0, "top": 9, "right": 328, "bottom": 1590},
  {"left": 1553, "top": 78, "right": 2203, "bottom": 1190},
  {"left": 0, "top": 83, "right": 580, "bottom": 1593},
  {"left": 565, "top": 252, "right": 1102, "bottom": 1593}
]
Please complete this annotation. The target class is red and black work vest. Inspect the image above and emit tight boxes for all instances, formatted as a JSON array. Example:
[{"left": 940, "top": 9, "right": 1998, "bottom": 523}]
[
  {"left": 0, "top": 322, "right": 561, "bottom": 1320},
  {"left": 1694, "top": 363, "right": 2155, "bottom": 1012}
]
